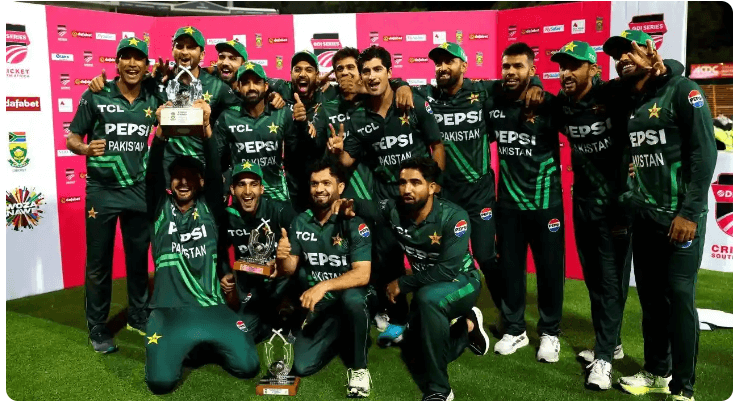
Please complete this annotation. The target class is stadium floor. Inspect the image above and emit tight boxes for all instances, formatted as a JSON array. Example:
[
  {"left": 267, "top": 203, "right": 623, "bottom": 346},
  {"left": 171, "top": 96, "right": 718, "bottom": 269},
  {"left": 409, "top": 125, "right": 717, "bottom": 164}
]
[{"left": 6, "top": 270, "right": 733, "bottom": 401}]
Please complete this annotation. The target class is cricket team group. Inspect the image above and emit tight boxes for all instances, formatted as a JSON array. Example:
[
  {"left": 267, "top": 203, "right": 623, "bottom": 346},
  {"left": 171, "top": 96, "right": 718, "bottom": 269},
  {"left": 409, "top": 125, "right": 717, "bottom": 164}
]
[{"left": 69, "top": 22, "right": 716, "bottom": 400}]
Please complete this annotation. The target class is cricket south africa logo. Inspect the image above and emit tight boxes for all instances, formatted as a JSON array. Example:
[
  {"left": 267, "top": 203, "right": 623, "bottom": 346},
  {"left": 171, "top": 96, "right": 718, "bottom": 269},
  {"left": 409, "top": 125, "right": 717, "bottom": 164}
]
[
  {"left": 8, "top": 132, "right": 29, "bottom": 168},
  {"left": 311, "top": 34, "right": 342, "bottom": 72},
  {"left": 6, "top": 187, "right": 45, "bottom": 231},
  {"left": 629, "top": 14, "right": 667, "bottom": 49},
  {"left": 6, "top": 24, "right": 30, "bottom": 64},
  {"left": 712, "top": 173, "right": 733, "bottom": 236}
]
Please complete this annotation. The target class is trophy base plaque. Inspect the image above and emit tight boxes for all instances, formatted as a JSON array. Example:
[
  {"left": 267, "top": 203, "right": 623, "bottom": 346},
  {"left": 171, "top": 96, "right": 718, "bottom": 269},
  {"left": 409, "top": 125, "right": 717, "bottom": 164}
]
[
  {"left": 234, "top": 260, "right": 274, "bottom": 277},
  {"left": 256, "top": 375, "right": 300, "bottom": 396},
  {"left": 160, "top": 107, "right": 204, "bottom": 137}
]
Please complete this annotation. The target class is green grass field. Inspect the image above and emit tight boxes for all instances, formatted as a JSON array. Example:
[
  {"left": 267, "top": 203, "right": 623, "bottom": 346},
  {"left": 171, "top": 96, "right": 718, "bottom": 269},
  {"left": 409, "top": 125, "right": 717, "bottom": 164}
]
[{"left": 6, "top": 270, "right": 733, "bottom": 401}]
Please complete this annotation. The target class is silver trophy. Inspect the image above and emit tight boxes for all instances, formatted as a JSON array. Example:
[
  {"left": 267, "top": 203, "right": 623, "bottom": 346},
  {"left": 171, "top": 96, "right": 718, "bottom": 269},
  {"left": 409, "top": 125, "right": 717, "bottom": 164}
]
[
  {"left": 234, "top": 222, "right": 277, "bottom": 276},
  {"left": 160, "top": 65, "right": 204, "bottom": 136},
  {"left": 256, "top": 329, "right": 300, "bottom": 395}
]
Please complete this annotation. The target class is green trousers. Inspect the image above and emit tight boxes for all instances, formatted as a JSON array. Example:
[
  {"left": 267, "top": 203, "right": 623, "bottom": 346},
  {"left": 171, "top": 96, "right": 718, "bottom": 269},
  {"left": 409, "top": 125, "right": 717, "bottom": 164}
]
[
  {"left": 292, "top": 286, "right": 377, "bottom": 376},
  {"left": 145, "top": 304, "right": 260, "bottom": 394},
  {"left": 237, "top": 273, "right": 297, "bottom": 344},
  {"left": 633, "top": 210, "right": 706, "bottom": 398},
  {"left": 401, "top": 271, "right": 481, "bottom": 396},
  {"left": 84, "top": 184, "right": 150, "bottom": 332}
]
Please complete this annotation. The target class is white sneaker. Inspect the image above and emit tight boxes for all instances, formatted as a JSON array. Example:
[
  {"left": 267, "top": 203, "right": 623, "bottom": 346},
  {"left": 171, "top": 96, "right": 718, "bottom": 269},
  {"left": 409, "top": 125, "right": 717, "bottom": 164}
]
[
  {"left": 374, "top": 313, "right": 390, "bottom": 332},
  {"left": 493, "top": 331, "right": 529, "bottom": 355},
  {"left": 537, "top": 334, "right": 560, "bottom": 363},
  {"left": 619, "top": 370, "right": 672, "bottom": 395},
  {"left": 578, "top": 344, "right": 625, "bottom": 363},
  {"left": 586, "top": 359, "right": 612, "bottom": 390},
  {"left": 346, "top": 368, "right": 371, "bottom": 398},
  {"left": 422, "top": 389, "right": 454, "bottom": 401}
]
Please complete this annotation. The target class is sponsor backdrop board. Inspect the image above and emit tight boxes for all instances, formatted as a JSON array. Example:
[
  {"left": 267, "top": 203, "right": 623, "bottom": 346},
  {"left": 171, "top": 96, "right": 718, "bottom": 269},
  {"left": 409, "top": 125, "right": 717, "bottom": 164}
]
[
  {"left": 701, "top": 151, "right": 734, "bottom": 273},
  {"left": 45, "top": 6, "right": 156, "bottom": 289},
  {"left": 7, "top": 2, "right": 65, "bottom": 300},
  {"left": 293, "top": 14, "right": 358, "bottom": 74},
  {"left": 496, "top": 1, "right": 612, "bottom": 279},
  {"left": 151, "top": 15, "right": 295, "bottom": 80}
]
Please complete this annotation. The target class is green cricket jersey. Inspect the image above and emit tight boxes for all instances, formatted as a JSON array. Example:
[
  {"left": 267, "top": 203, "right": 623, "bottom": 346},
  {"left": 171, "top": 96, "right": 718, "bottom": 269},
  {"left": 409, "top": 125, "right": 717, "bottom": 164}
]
[
  {"left": 343, "top": 94, "right": 442, "bottom": 200},
  {"left": 70, "top": 79, "right": 164, "bottom": 190},
  {"left": 268, "top": 79, "right": 333, "bottom": 121},
  {"left": 485, "top": 87, "right": 562, "bottom": 210},
  {"left": 288, "top": 211, "right": 372, "bottom": 301},
  {"left": 622, "top": 73, "right": 716, "bottom": 222},
  {"left": 163, "top": 69, "right": 240, "bottom": 162},
  {"left": 354, "top": 197, "right": 477, "bottom": 294},
  {"left": 224, "top": 196, "right": 296, "bottom": 260},
  {"left": 413, "top": 77, "right": 542, "bottom": 186},
  {"left": 214, "top": 104, "right": 306, "bottom": 201}
]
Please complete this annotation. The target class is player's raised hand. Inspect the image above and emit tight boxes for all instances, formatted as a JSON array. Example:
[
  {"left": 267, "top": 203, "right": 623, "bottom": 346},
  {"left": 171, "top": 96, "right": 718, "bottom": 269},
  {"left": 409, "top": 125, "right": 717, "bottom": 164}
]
[
  {"left": 269, "top": 92, "right": 286, "bottom": 109},
  {"left": 628, "top": 39, "right": 666, "bottom": 77},
  {"left": 88, "top": 69, "right": 107, "bottom": 93},
  {"left": 338, "top": 75, "right": 357, "bottom": 94},
  {"left": 293, "top": 93, "right": 307, "bottom": 121},
  {"left": 308, "top": 122, "right": 317, "bottom": 138},
  {"left": 330, "top": 198, "right": 355, "bottom": 217},
  {"left": 152, "top": 57, "right": 174, "bottom": 84},
  {"left": 318, "top": 69, "right": 334, "bottom": 92},
  {"left": 396, "top": 85, "right": 415, "bottom": 110},
  {"left": 327, "top": 123, "right": 345, "bottom": 155},
  {"left": 85, "top": 139, "right": 106, "bottom": 157},
  {"left": 276, "top": 228, "right": 292, "bottom": 260}
]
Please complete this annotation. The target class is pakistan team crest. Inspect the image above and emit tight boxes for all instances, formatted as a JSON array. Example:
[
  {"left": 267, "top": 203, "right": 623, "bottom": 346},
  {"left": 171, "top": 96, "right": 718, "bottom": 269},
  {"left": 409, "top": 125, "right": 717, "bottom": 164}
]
[{"left": 8, "top": 132, "right": 29, "bottom": 168}]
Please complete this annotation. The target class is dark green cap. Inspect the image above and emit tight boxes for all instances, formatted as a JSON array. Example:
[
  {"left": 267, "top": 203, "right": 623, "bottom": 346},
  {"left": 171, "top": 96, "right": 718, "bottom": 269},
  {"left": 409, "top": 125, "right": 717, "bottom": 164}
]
[
  {"left": 236, "top": 61, "right": 267, "bottom": 81},
  {"left": 215, "top": 39, "right": 248, "bottom": 60},
  {"left": 291, "top": 50, "right": 319, "bottom": 69},
  {"left": 173, "top": 26, "right": 206, "bottom": 49},
  {"left": 428, "top": 42, "right": 467, "bottom": 63},
  {"left": 603, "top": 30, "right": 654, "bottom": 59},
  {"left": 232, "top": 160, "right": 263, "bottom": 182},
  {"left": 116, "top": 37, "right": 148, "bottom": 58},
  {"left": 550, "top": 41, "right": 597, "bottom": 64}
]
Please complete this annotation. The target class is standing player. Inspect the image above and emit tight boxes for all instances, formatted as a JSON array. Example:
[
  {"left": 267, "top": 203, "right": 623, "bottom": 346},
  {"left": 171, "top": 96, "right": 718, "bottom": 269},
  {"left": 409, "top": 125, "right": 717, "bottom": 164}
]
[
  {"left": 66, "top": 37, "right": 163, "bottom": 352},
  {"left": 413, "top": 41, "right": 544, "bottom": 312},
  {"left": 214, "top": 63, "right": 308, "bottom": 203},
  {"left": 486, "top": 43, "right": 565, "bottom": 362},
  {"left": 604, "top": 31, "right": 717, "bottom": 401},
  {"left": 333, "top": 157, "right": 490, "bottom": 400},
  {"left": 276, "top": 158, "right": 375, "bottom": 398},
  {"left": 219, "top": 161, "right": 297, "bottom": 343},
  {"left": 211, "top": 39, "right": 247, "bottom": 85},
  {"left": 143, "top": 99, "right": 259, "bottom": 394}
]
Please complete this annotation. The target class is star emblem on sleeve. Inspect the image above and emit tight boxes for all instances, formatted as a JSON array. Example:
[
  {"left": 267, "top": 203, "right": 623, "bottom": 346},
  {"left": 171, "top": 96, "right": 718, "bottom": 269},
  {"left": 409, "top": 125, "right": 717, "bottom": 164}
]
[
  {"left": 468, "top": 93, "right": 479, "bottom": 104},
  {"left": 203, "top": 91, "right": 212, "bottom": 103},
  {"left": 400, "top": 113, "right": 410, "bottom": 125},
  {"left": 332, "top": 233, "right": 343, "bottom": 246},
  {"left": 648, "top": 102, "right": 662, "bottom": 118},
  {"left": 128, "top": 38, "right": 139, "bottom": 46},
  {"left": 147, "top": 332, "right": 162, "bottom": 345},
  {"left": 268, "top": 123, "right": 279, "bottom": 133},
  {"left": 88, "top": 207, "right": 98, "bottom": 219},
  {"left": 144, "top": 107, "right": 153, "bottom": 118},
  {"left": 184, "top": 26, "right": 195, "bottom": 34},
  {"left": 429, "top": 231, "right": 442, "bottom": 245}
]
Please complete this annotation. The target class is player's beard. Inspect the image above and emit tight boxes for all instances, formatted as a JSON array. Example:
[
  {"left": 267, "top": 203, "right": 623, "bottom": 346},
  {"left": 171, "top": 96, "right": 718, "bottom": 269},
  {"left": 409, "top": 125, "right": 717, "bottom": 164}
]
[
  {"left": 243, "top": 90, "right": 265, "bottom": 105},
  {"left": 436, "top": 69, "right": 460, "bottom": 89},
  {"left": 312, "top": 191, "right": 337, "bottom": 210},
  {"left": 398, "top": 194, "right": 429, "bottom": 215}
]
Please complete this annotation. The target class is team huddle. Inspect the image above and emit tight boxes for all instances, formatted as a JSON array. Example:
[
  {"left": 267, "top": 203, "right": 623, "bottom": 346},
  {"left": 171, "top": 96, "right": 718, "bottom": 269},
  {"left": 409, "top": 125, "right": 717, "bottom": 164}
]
[{"left": 69, "top": 25, "right": 716, "bottom": 401}]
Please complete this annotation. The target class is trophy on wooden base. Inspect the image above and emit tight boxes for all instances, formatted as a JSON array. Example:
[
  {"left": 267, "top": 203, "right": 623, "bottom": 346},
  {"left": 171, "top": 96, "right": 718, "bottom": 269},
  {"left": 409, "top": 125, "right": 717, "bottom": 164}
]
[
  {"left": 256, "top": 329, "right": 300, "bottom": 396},
  {"left": 160, "top": 65, "right": 204, "bottom": 137},
  {"left": 233, "top": 223, "right": 276, "bottom": 277}
]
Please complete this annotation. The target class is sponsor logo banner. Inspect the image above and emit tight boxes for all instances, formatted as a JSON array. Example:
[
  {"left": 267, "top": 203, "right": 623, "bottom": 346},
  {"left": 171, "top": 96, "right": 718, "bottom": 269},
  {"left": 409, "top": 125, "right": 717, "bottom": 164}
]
[
  {"left": 98, "top": 56, "right": 116, "bottom": 63},
  {"left": 522, "top": 27, "right": 540, "bottom": 35},
  {"left": 6, "top": 187, "right": 45, "bottom": 231},
  {"left": 83, "top": 50, "right": 93, "bottom": 64},
  {"left": 406, "top": 34, "right": 426, "bottom": 42},
  {"left": 690, "top": 63, "right": 734, "bottom": 79},
  {"left": 249, "top": 59, "right": 268, "bottom": 66},
  {"left": 409, "top": 57, "right": 429, "bottom": 63},
  {"left": 383, "top": 35, "right": 403, "bottom": 41},
  {"left": 543, "top": 72, "right": 560, "bottom": 79},
  {"left": 572, "top": 19, "right": 586, "bottom": 34},
  {"left": 268, "top": 37, "right": 289, "bottom": 44},
  {"left": 469, "top": 33, "right": 490, "bottom": 40},
  {"left": 433, "top": 31, "right": 446, "bottom": 44},
  {"left": 57, "top": 98, "right": 73, "bottom": 112},
  {"left": 51, "top": 53, "right": 74, "bottom": 61},
  {"left": 122, "top": 31, "right": 135, "bottom": 39},
  {"left": 95, "top": 32, "right": 116, "bottom": 41},
  {"left": 6, "top": 96, "right": 41, "bottom": 111},
  {"left": 71, "top": 30, "right": 93, "bottom": 39},
  {"left": 57, "top": 149, "right": 75, "bottom": 157},
  {"left": 543, "top": 24, "right": 564, "bottom": 33},
  {"left": 407, "top": 78, "right": 427, "bottom": 86},
  {"left": 206, "top": 38, "right": 226, "bottom": 45},
  {"left": 60, "top": 196, "right": 81, "bottom": 204}
]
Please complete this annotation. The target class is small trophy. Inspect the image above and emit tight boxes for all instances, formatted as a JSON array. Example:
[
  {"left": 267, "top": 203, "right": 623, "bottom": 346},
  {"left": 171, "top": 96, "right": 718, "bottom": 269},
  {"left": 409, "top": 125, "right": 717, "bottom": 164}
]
[
  {"left": 160, "top": 65, "right": 204, "bottom": 137},
  {"left": 256, "top": 329, "right": 300, "bottom": 396},
  {"left": 233, "top": 223, "right": 276, "bottom": 276}
]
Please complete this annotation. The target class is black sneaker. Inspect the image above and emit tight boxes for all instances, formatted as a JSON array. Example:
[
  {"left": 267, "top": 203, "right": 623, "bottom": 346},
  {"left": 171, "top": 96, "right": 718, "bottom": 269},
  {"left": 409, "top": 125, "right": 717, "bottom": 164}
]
[
  {"left": 467, "top": 307, "right": 490, "bottom": 356},
  {"left": 126, "top": 318, "right": 147, "bottom": 336},
  {"left": 422, "top": 390, "right": 454, "bottom": 401},
  {"left": 89, "top": 326, "right": 118, "bottom": 354}
]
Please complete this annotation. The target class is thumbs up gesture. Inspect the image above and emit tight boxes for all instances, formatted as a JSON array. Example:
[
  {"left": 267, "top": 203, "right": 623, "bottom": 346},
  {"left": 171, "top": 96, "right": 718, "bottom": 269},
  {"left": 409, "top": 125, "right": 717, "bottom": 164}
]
[
  {"left": 293, "top": 93, "right": 307, "bottom": 122},
  {"left": 276, "top": 227, "right": 292, "bottom": 261},
  {"left": 89, "top": 69, "right": 107, "bottom": 93},
  {"left": 327, "top": 123, "right": 345, "bottom": 155}
]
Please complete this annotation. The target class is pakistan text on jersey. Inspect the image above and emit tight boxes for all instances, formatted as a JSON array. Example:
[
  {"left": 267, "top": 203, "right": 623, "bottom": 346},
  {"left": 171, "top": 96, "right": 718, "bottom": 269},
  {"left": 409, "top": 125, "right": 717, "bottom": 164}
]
[
  {"left": 498, "top": 146, "right": 533, "bottom": 156},
  {"left": 570, "top": 137, "right": 612, "bottom": 154},
  {"left": 170, "top": 242, "right": 207, "bottom": 258},
  {"left": 442, "top": 128, "right": 482, "bottom": 142},
  {"left": 379, "top": 151, "right": 413, "bottom": 166},
  {"left": 310, "top": 270, "right": 342, "bottom": 282},
  {"left": 632, "top": 153, "right": 666, "bottom": 167},
  {"left": 107, "top": 141, "right": 146, "bottom": 152},
  {"left": 238, "top": 156, "right": 278, "bottom": 167}
]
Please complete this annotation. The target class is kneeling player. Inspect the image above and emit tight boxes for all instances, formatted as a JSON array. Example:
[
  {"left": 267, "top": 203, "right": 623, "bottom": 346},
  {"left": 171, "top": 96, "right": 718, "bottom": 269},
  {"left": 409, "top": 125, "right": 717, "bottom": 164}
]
[
  {"left": 143, "top": 101, "right": 259, "bottom": 394},
  {"left": 277, "top": 158, "right": 376, "bottom": 398}
]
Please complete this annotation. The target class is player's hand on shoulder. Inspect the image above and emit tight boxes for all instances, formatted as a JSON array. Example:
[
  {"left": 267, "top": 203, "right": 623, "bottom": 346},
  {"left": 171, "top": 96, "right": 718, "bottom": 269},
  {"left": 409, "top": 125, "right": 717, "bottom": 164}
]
[
  {"left": 269, "top": 92, "right": 286, "bottom": 109},
  {"left": 396, "top": 85, "right": 415, "bottom": 110}
]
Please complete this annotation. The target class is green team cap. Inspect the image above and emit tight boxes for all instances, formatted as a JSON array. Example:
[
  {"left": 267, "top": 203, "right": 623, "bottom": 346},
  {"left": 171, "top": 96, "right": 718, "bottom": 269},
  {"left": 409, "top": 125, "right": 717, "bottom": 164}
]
[
  {"left": 116, "top": 37, "right": 148, "bottom": 58},
  {"left": 232, "top": 160, "right": 263, "bottom": 182},
  {"left": 291, "top": 50, "right": 319, "bottom": 69},
  {"left": 173, "top": 26, "right": 206, "bottom": 49},
  {"left": 428, "top": 42, "right": 467, "bottom": 62},
  {"left": 215, "top": 39, "right": 248, "bottom": 60},
  {"left": 550, "top": 41, "right": 597, "bottom": 64},
  {"left": 236, "top": 61, "right": 268, "bottom": 81},
  {"left": 603, "top": 30, "right": 655, "bottom": 59}
]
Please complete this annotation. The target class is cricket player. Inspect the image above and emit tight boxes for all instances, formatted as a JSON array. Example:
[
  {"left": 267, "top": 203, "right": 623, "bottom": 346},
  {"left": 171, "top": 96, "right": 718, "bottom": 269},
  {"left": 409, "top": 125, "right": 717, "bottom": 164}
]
[
  {"left": 605, "top": 30, "right": 717, "bottom": 401},
  {"left": 143, "top": 99, "right": 259, "bottom": 394},
  {"left": 333, "top": 156, "right": 489, "bottom": 400},
  {"left": 277, "top": 157, "right": 376, "bottom": 398},
  {"left": 486, "top": 43, "right": 565, "bottom": 362},
  {"left": 66, "top": 37, "right": 164, "bottom": 353},
  {"left": 219, "top": 161, "right": 297, "bottom": 343}
]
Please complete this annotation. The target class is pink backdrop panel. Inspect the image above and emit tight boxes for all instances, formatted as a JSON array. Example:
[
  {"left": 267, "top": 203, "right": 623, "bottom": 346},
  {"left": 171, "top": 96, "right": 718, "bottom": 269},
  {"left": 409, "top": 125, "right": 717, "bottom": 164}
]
[
  {"left": 150, "top": 15, "right": 295, "bottom": 81},
  {"left": 46, "top": 5, "right": 156, "bottom": 289},
  {"left": 497, "top": 2, "right": 612, "bottom": 279}
]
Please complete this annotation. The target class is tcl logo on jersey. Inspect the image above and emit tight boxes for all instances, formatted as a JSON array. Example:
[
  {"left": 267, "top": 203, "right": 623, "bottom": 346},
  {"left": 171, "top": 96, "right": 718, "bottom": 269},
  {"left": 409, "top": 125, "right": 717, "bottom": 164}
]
[
  {"left": 434, "top": 111, "right": 483, "bottom": 126},
  {"left": 487, "top": 110, "right": 506, "bottom": 118},
  {"left": 228, "top": 229, "right": 250, "bottom": 237},
  {"left": 234, "top": 141, "right": 278, "bottom": 153},
  {"left": 168, "top": 222, "right": 208, "bottom": 242},
  {"left": 296, "top": 231, "right": 318, "bottom": 241},
  {"left": 564, "top": 119, "right": 612, "bottom": 138},
  {"left": 104, "top": 123, "right": 151, "bottom": 137},
  {"left": 372, "top": 134, "right": 414, "bottom": 150},
  {"left": 495, "top": 130, "right": 536, "bottom": 146},
  {"left": 629, "top": 129, "right": 667, "bottom": 147},
  {"left": 305, "top": 252, "right": 348, "bottom": 267},
  {"left": 327, "top": 113, "right": 350, "bottom": 124},
  {"left": 72, "top": 30, "right": 93, "bottom": 38},
  {"left": 228, "top": 124, "right": 253, "bottom": 133},
  {"left": 356, "top": 123, "right": 379, "bottom": 135},
  {"left": 548, "top": 219, "right": 561, "bottom": 232}
]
